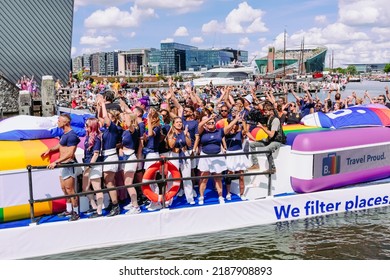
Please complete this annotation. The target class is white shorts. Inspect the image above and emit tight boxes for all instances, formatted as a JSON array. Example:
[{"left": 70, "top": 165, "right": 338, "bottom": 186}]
[
  {"left": 103, "top": 153, "right": 118, "bottom": 173},
  {"left": 123, "top": 149, "right": 137, "bottom": 173},
  {"left": 85, "top": 165, "right": 102, "bottom": 179},
  {"left": 144, "top": 152, "right": 160, "bottom": 170},
  {"left": 197, "top": 152, "right": 227, "bottom": 173},
  {"left": 226, "top": 149, "right": 250, "bottom": 172}
]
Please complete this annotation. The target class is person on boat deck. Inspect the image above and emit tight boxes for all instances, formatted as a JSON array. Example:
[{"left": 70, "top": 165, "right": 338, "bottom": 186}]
[
  {"left": 196, "top": 114, "right": 227, "bottom": 205},
  {"left": 96, "top": 96, "right": 121, "bottom": 217},
  {"left": 224, "top": 111, "right": 250, "bottom": 201},
  {"left": 289, "top": 83, "right": 315, "bottom": 117},
  {"left": 248, "top": 102, "right": 285, "bottom": 172},
  {"left": 167, "top": 117, "right": 194, "bottom": 205},
  {"left": 168, "top": 88, "right": 200, "bottom": 196},
  {"left": 143, "top": 107, "right": 162, "bottom": 211},
  {"left": 119, "top": 98, "right": 147, "bottom": 207},
  {"left": 157, "top": 109, "right": 173, "bottom": 207},
  {"left": 285, "top": 102, "right": 302, "bottom": 124},
  {"left": 42, "top": 113, "right": 81, "bottom": 221},
  {"left": 82, "top": 117, "right": 104, "bottom": 218},
  {"left": 120, "top": 112, "right": 142, "bottom": 215}
]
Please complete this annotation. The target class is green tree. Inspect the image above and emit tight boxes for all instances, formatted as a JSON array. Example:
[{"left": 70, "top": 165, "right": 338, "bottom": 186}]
[
  {"left": 346, "top": 65, "right": 357, "bottom": 75},
  {"left": 384, "top": 64, "right": 390, "bottom": 74}
]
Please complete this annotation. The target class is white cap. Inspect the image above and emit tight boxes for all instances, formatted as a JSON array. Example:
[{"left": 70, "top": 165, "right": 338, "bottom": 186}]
[{"left": 244, "top": 95, "right": 253, "bottom": 104}]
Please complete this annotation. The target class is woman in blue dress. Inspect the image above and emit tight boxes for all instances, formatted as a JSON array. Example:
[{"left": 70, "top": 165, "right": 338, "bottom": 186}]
[{"left": 196, "top": 114, "right": 227, "bottom": 205}]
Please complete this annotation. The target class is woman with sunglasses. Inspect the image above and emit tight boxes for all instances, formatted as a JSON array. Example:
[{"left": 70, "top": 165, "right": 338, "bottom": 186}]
[
  {"left": 197, "top": 114, "right": 227, "bottom": 205},
  {"left": 285, "top": 102, "right": 302, "bottom": 125}
]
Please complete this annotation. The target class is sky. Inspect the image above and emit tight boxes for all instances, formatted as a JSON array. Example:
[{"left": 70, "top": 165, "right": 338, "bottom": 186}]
[{"left": 71, "top": 0, "right": 390, "bottom": 68}]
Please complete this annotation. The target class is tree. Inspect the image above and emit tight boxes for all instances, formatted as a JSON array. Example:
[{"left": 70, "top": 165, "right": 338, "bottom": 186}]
[
  {"left": 384, "top": 64, "right": 390, "bottom": 75},
  {"left": 346, "top": 65, "right": 357, "bottom": 75}
]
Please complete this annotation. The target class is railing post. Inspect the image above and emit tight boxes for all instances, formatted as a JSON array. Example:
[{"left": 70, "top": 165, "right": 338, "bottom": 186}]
[
  {"left": 267, "top": 151, "right": 272, "bottom": 196},
  {"left": 27, "top": 165, "right": 36, "bottom": 224},
  {"left": 160, "top": 157, "right": 166, "bottom": 208}
]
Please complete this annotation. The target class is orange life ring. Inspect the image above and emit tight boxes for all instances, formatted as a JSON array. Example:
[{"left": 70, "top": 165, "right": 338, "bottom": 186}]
[{"left": 141, "top": 160, "right": 181, "bottom": 203}]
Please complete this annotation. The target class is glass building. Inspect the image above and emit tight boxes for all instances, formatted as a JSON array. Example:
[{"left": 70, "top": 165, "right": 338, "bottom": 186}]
[
  {"left": 150, "top": 42, "right": 248, "bottom": 75},
  {"left": 0, "top": 0, "right": 74, "bottom": 85}
]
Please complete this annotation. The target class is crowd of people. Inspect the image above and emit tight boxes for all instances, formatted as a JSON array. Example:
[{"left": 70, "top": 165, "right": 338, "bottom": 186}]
[
  {"left": 45, "top": 75, "right": 390, "bottom": 221},
  {"left": 15, "top": 75, "right": 39, "bottom": 98}
]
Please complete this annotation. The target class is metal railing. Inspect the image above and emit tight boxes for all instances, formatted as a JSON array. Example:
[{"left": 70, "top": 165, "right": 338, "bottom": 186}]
[{"left": 26, "top": 150, "right": 274, "bottom": 224}]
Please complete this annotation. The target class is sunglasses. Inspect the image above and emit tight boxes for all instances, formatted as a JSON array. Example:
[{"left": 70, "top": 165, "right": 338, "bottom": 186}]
[
  {"left": 220, "top": 110, "right": 228, "bottom": 112},
  {"left": 206, "top": 122, "right": 215, "bottom": 125}
]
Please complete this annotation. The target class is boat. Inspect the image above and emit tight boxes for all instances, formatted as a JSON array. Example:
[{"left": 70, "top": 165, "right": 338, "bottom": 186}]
[
  {"left": 348, "top": 76, "right": 361, "bottom": 82},
  {"left": 1, "top": 107, "right": 390, "bottom": 259},
  {"left": 191, "top": 65, "right": 257, "bottom": 87}
]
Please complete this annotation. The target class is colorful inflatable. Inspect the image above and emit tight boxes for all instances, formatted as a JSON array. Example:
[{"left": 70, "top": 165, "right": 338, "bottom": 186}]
[
  {"left": 290, "top": 126, "right": 390, "bottom": 193},
  {"left": 0, "top": 114, "right": 90, "bottom": 223},
  {"left": 0, "top": 113, "right": 94, "bottom": 141},
  {"left": 250, "top": 124, "right": 328, "bottom": 142},
  {"left": 301, "top": 104, "right": 390, "bottom": 129}
]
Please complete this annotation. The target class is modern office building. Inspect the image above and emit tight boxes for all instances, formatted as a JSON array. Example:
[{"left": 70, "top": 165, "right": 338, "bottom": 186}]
[
  {"left": 149, "top": 42, "right": 248, "bottom": 75},
  {"left": 0, "top": 0, "right": 74, "bottom": 85},
  {"left": 344, "top": 63, "right": 388, "bottom": 73},
  {"left": 118, "top": 49, "right": 153, "bottom": 76},
  {"left": 72, "top": 56, "right": 83, "bottom": 73},
  {"left": 106, "top": 51, "right": 119, "bottom": 76},
  {"left": 185, "top": 49, "right": 234, "bottom": 71}
]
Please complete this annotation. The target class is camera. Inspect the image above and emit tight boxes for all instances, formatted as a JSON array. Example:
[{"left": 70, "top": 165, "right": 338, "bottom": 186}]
[{"left": 245, "top": 108, "right": 267, "bottom": 125}]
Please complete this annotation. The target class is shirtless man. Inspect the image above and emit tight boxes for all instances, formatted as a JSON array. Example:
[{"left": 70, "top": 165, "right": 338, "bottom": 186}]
[{"left": 42, "top": 114, "right": 80, "bottom": 221}]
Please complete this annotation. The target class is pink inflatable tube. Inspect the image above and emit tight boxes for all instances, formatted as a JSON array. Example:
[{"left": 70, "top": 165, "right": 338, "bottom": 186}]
[{"left": 290, "top": 127, "right": 390, "bottom": 193}]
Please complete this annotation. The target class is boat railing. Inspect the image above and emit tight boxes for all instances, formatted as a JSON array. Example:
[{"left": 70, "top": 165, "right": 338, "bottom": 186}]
[{"left": 26, "top": 150, "right": 274, "bottom": 225}]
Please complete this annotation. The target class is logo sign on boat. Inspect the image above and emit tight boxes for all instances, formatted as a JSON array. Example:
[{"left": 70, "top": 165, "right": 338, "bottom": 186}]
[{"left": 313, "top": 144, "right": 390, "bottom": 178}]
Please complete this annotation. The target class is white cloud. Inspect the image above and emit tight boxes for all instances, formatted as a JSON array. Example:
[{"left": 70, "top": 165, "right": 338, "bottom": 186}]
[
  {"left": 202, "top": 20, "right": 223, "bottom": 33},
  {"left": 202, "top": 2, "right": 267, "bottom": 34},
  {"left": 84, "top": 6, "right": 156, "bottom": 29},
  {"left": 174, "top": 26, "right": 189, "bottom": 37},
  {"left": 81, "top": 47, "right": 103, "bottom": 54},
  {"left": 225, "top": 2, "right": 267, "bottom": 33},
  {"left": 161, "top": 38, "right": 174, "bottom": 43},
  {"left": 315, "top": 15, "right": 327, "bottom": 24},
  {"left": 134, "top": 0, "right": 204, "bottom": 14},
  {"left": 338, "top": 0, "right": 390, "bottom": 26},
  {"left": 238, "top": 37, "right": 250, "bottom": 49},
  {"left": 80, "top": 35, "right": 118, "bottom": 49},
  {"left": 191, "top": 37, "right": 204, "bottom": 44}
]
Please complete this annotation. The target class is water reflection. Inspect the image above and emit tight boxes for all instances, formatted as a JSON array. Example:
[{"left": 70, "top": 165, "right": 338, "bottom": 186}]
[{"left": 32, "top": 207, "right": 390, "bottom": 260}]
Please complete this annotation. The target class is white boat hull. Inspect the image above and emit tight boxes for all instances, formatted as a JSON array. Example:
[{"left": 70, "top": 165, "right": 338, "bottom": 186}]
[{"left": 1, "top": 181, "right": 389, "bottom": 259}]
